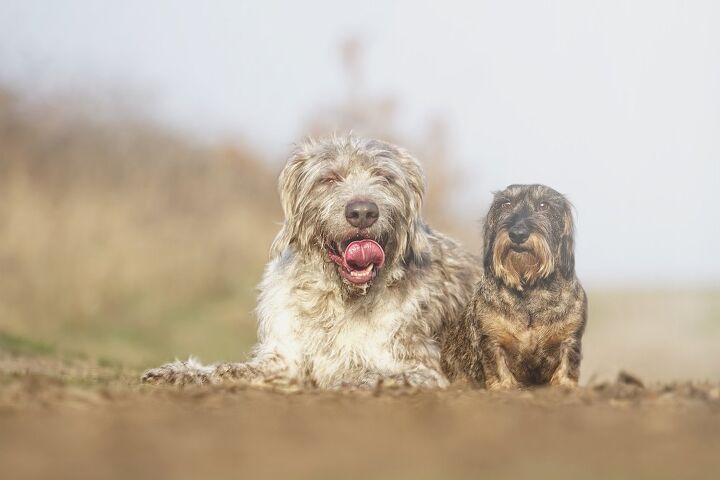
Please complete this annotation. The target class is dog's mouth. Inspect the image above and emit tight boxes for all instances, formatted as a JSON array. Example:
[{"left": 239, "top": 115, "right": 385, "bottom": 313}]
[{"left": 327, "top": 237, "right": 386, "bottom": 285}]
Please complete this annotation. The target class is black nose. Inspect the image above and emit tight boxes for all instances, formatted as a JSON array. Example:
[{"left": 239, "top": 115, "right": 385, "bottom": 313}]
[
  {"left": 345, "top": 199, "right": 379, "bottom": 228},
  {"left": 508, "top": 224, "right": 530, "bottom": 244}
]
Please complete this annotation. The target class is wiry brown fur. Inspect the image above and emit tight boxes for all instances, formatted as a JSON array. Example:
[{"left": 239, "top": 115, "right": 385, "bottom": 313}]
[
  {"left": 492, "top": 231, "right": 554, "bottom": 290},
  {"left": 442, "top": 184, "right": 587, "bottom": 389}
]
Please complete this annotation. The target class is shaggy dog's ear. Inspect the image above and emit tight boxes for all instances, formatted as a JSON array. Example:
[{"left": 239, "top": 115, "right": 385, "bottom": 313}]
[
  {"left": 270, "top": 146, "right": 310, "bottom": 257},
  {"left": 397, "top": 149, "right": 431, "bottom": 264},
  {"left": 558, "top": 204, "right": 575, "bottom": 277},
  {"left": 481, "top": 206, "right": 498, "bottom": 274}
]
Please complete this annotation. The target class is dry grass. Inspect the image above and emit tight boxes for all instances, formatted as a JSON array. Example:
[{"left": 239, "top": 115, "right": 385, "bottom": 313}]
[
  {"left": 585, "top": 289, "right": 720, "bottom": 382},
  {"left": 0, "top": 87, "right": 278, "bottom": 366}
]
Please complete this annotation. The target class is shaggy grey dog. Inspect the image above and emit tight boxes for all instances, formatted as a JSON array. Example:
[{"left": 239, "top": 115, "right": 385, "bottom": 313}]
[
  {"left": 142, "top": 135, "right": 479, "bottom": 388},
  {"left": 441, "top": 184, "right": 586, "bottom": 390}
]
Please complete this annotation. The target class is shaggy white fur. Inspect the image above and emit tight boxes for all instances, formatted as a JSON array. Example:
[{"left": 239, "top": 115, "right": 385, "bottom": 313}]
[{"left": 142, "top": 135, "right": 480, "bottom": 388}]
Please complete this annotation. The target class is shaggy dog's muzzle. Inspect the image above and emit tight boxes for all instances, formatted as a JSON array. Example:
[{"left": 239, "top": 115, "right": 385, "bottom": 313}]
[
  {"left": 326, "top": 198, "right": 387, "bottom": 286},
  {"left": 492, "top": 229, "right": 554, "bottom": 290}
]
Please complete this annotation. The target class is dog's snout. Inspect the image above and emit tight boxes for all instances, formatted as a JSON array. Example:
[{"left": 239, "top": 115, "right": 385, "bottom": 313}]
[
  {"left": 508, "top": 224, "right": 530, "bottom": 244},
  {"left": 345, "top": 199, "right": 379, "bottom": 228}
]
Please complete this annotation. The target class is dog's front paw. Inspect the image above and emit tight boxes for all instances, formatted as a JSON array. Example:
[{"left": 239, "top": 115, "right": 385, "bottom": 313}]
[
  {"left": 213, "top": 362, "right": 258, "bottom": 382},
  {"left": 549, "top": 375, "right": 578, "bottom": 389},
  {"left": 141, "top": 359, "right": 215, "bottom": 386},
  {"left": 486, "top": 377, "right": 520, "bottom": 391},
  {"left": 391, "top": 369, "right": 449, "bottom": 389},
  {"left": 365, "top": 369, "right": 448, "bottom": 390}
]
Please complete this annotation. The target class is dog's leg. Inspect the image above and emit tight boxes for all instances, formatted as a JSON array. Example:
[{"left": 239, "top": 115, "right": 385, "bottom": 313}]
[
  {"left": 353, "top": 365, "right": 449, "bottom": 389},
  {"left": 141, "top": 353, "right": 292, "bottom": 386},
  {"left": 388, "top": 365, "right": 449, "bottom": 388},
  {"left": 550, "top": 300, "right": 586, "bottom": 387},
  {"left": 212, "top": 353, "right": 293, "bottom": 384},
  {"left": 481, "top": 344, "right": 520, "bottom": 391},
  {"left": 549, "top": 338, "right": 581, "bottom": 387},
  {"left": 140, "top": 357, "right": 216, "bottom": 385}
]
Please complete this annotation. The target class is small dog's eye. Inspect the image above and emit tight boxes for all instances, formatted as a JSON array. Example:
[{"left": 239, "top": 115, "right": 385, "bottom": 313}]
[
  {"left": 501, "top": 201, "right": 512, "bottom": 209},
  {"left": 538, "top": 202, "right": 548, "bottom": 210}
]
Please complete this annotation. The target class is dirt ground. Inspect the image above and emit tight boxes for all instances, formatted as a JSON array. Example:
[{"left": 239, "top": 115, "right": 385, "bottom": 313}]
[{"left": 1, "top": 355, "right": 719, "bottom": 480}]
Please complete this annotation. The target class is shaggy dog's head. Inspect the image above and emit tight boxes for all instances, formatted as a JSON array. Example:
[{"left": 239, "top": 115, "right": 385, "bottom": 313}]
[
  {"left": 271, "top": 135, "right": 430, "bottom": 293},
  {"left": 483, "top": 184, "right": 575, "bottom": 291}
]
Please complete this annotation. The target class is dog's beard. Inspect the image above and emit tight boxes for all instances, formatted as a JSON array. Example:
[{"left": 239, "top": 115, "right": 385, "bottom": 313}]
[{"left": 492, "top": 231, "right": 554, "bottom": 290}]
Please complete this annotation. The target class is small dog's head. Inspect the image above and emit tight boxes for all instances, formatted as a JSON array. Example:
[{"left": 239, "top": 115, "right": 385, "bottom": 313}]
[
  {"left": 271, "top": 135, "right": 429, "bottom": 292},
  {"left": 483, "top": 184, "right": 575, "bottom": 290}
]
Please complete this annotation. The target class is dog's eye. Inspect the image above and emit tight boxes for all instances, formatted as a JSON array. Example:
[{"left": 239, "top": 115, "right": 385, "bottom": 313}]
[
  {"left": 319, "top": 174, "right": 340, "bottom": 185},
  {"left": 374, "top": 169, "right": 397, "bottom": 183},
  {"left": 538, "top": 202, "right": 548, "bottom": 210},
  {"left": 501, "top": 201, "right": 512, "bottom": 209}
]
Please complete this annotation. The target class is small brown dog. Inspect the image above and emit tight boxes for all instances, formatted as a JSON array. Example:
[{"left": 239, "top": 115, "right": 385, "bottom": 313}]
[{"left": 442, "top": 184, "right": 587, "bottom": 389}]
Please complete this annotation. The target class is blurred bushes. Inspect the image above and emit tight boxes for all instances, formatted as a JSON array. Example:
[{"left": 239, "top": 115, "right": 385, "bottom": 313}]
[{"left": 0, "top": 86, "right": 279, "bottom": 365}]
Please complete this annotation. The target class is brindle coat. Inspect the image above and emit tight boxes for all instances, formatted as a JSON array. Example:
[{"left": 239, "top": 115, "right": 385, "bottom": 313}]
[{"left": 441, "top": 184, "right": 587, "bottom": 389}]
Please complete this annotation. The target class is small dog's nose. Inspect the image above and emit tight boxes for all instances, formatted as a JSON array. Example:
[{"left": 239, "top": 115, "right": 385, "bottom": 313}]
[
  {"left": 345, "top": 200, "right": 379, "bottom": 228},
  {"left": 508, "top": 225, "right": 530, "bottom": 244}
]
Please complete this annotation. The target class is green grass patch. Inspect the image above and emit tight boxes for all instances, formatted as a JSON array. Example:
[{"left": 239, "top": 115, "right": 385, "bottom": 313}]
[{"left": 0, "top": 331, "right": 56, "bottom": 356}]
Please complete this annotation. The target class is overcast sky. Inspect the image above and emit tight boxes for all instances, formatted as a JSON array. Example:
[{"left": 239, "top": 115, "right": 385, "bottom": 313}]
[{"left": 1, "top": 0, "right": 719, "bottom": 287}]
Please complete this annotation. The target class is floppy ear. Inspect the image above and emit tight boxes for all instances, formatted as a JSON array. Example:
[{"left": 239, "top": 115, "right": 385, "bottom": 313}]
[
  {"left": 558, "top": 205, "right": 576, "bottom": 277},
  {"left": 481, "top": 207, "right": 497, "bottom": 274},
  {"left": 397, "top": 149, "right": 431, "bottom": 264},
  {"left": 269, "top": 147, "right": 309, "bottom": 257}
]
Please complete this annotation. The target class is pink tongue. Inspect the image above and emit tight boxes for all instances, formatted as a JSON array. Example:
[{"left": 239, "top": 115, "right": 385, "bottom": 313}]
[{"left": 343, "top": 240, "right": 385, "bottom": 269}]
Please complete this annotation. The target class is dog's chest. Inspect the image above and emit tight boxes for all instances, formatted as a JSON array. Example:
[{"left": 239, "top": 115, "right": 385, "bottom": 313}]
[
  {"left": 297, "top": 301, "right": 401, "bottom": 386},
  {"left": 483, "top": 286, "right": 574, "bottom": 351},
  {"left": 484, "top": 313, "right": 564, "bottom": 384},
  {"left": 489, "top": 312, "right": 569, "bottom": 355}
]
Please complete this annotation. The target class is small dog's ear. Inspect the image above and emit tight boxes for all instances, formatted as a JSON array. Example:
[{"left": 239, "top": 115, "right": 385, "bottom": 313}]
[
  {"left": 558, "top": 205, "right": 575, "bottom": 277},
  {"left": 481, "top": 209, "right": 497, "bottom": 274}
]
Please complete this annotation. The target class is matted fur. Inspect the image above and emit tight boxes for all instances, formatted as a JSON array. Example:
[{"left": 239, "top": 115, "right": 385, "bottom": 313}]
[
  {"left": 142, "top": 135, "right": 480, "bottom": 389},
  {"left": 441, "top": 184, "right": 587, "bottom": 390}
]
